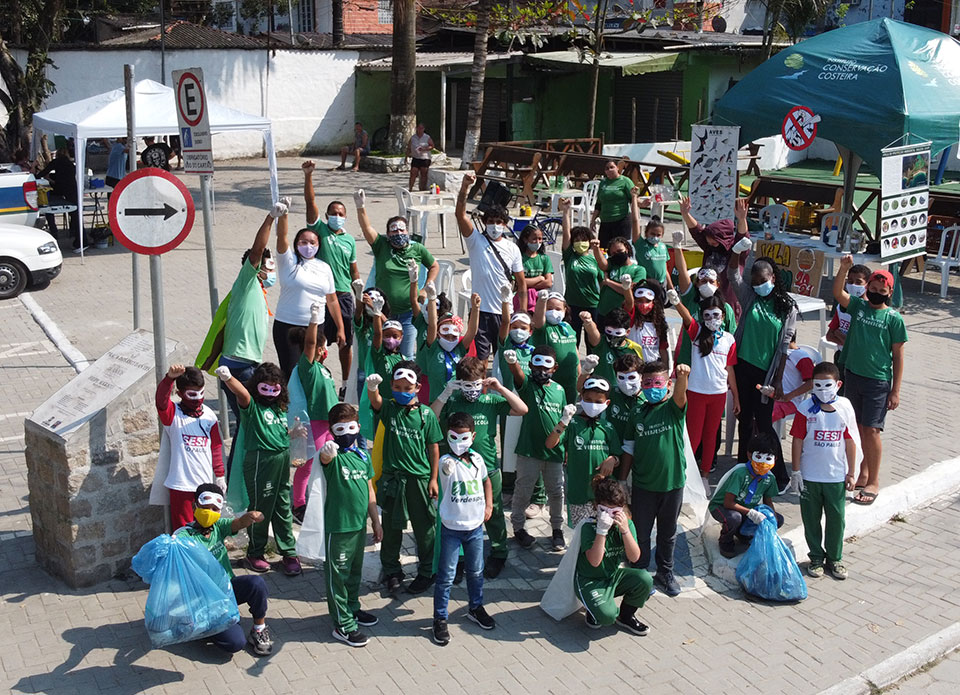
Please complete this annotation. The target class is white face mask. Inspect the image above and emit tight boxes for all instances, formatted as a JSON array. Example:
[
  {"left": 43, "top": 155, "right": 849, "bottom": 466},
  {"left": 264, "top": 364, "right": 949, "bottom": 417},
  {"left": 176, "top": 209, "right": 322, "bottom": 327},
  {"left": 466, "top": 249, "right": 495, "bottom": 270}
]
[
  {"left": 579, "top": 400, "right": 608, "bottom": 418},
  {"left": 702, "top": 309, "right": 723, "bottom": 333},
  {"left": 846, "top": 283, "right": 867, "bottom": 298},
  {"left": 812, "top": 379, "right": 839, "bottom": 403},
  {"left": 698, "top": 282, "right": 717, "bottom": 298},
  {"left": 509, "top": 328, "right": 530, "bottom": 344},
  {"left": 447, "top": 430, "right": 474, "bottom": 456},
  {"left": 545, "top": 309, "right": 565, "bottom": 325},
  {"left": 616, "top": 371, "right": 641, "bottom": 396},
  {"left": 485, "top": 223, "right": 505, "bottom": 240},
  {"left": 438, "top": 336, "right": 460, "bottom": 352}
]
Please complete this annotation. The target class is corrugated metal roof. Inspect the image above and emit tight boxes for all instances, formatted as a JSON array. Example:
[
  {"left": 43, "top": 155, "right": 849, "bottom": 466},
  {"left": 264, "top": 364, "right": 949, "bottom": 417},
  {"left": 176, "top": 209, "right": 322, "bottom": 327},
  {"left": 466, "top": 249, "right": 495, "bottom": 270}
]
[
  {"left": 99, "top": 21, "right": 265, "bottom": 48},
  {"left": 263, "top": 31, "right": 395, "bottom": 50},
  {"left": 358, "top": 50, "right": 520, "bottom": 71},
  {"left": 525, "top": 50, "right": 684, "bottom": 76}
]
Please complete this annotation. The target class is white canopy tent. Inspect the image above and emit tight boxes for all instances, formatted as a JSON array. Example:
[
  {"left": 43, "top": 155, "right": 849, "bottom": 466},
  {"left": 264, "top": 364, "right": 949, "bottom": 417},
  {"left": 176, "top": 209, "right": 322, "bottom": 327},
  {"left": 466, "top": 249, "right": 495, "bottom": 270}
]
[{"left": 31, "top": 79, "right": 279, "bottom": 255}]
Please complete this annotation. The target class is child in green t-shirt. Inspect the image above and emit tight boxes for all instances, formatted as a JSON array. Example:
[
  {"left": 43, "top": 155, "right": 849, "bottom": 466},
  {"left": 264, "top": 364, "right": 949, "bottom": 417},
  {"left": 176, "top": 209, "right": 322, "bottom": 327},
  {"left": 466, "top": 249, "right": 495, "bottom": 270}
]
[
  {"left": 353, "top": 285, "right": 390, "bottom": 442},
  {"left": 582, "top": 307, "right": 644, "bottom": 385},
  {"left": 708, "top": 433, "right": 783, "bottom": 558},
  {"left": 366, "top": 361, "right": 443, "bottom": 596},
  {"left": 532, "top": 290, "right": 580, "bottom": 403},
  {"left": 318, "top": 403, "right": 383, "bottom": 648},
  {"left": 631, "top": 202, "right": 673, "bottom": 289},
  {"left": 417, "top": 284, "right": 479, "bottom": 402},
  {"left": 594, "top": 236, "right": 646, "bottom": 320},
  {"left": 517, "top": 224, "right": 555, "bottom": 313}
]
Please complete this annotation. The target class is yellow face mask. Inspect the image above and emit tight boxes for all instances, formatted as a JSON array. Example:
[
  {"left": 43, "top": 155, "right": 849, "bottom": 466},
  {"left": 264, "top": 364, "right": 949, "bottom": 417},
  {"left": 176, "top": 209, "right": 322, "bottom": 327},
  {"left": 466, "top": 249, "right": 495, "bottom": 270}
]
[
  {"left": 194, "top": 508, "right": 221, "bottom": 528},
  {"left": 572, "top": 241, "right": 590, "bottom": 255}
]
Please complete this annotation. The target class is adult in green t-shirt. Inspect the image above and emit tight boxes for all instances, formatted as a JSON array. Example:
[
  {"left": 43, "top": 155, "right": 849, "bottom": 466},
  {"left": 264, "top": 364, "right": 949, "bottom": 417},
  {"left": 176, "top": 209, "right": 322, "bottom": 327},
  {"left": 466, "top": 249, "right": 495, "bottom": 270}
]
[
  {"left": 620, "top": 361, "right": 689, "bottom": 597},
  {"left": 358, "top": 192, "right": 439, "bottom": 357},
  {"left": 591, "top": 160, "right": 636, "bottom": 248},
  {"left": 832, "top": 259, "right": 907, "bottom": 505},
  {"left": 595, "top": 236, "right": 647, "bottom": 318},
  {"left": 558, "top": 196, "right": 605, "bottom": 349}
]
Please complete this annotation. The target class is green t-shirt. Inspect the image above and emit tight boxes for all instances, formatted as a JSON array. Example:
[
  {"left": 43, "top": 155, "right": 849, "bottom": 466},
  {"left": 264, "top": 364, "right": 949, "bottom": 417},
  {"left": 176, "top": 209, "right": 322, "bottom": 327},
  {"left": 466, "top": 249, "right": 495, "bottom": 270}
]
[
  {"left": 598, "top": 263, "right": 646, "bottom": 315},
  {"left": 737, "top": 295, "right": 783, "bottom": 370},
  {"left": 596, "top": 175, "right": 634, "bottom": 223},
  {"left": 241, "top": 399, "right": 289, "bottom": 452},
  {"left": 414, "top": 312, "right": 429, "bottom": 351},
  {"left": 575, "top": 518, "right": 638, "bottom": 581},
  {"left": 177, "top": 518, "right": 235, "bottom": 578},
  {"left": 522, "top": 252, "right": 554, "bottom": 279},
  {"left": 633, "top": 238, "right": 670, "bottom": 285},
  {"left": 564, "top": 416, "right": 622, "bottom": 505},
  {"left": 297, "top": 354, "right": 338, "bottom": 421},
  {"left": 708, "top": 464, "right": 779, "bottom": 513},
  {"left": 533, "top": 323, "right": 580, "bottom": 403},
  {"left": 624, "top": 398, "right": 686, "bottom": 492},
  {"left": 607, "top": 388, "right": 644, "bottom": 442},
  {"left": 322, "top": 448, "right": 374, "bottom": 533},
  {"left": 371, "top": 236, "right": 435, "bottom": 313},
  {"left": 589, "top": 337, "right": 644, "bottom": 385},
  {"left": 677, "top": 288, "right": 737, "bottom": 366},
  {"left": 371, "top": 344, "right": 404, "bottom": 402},
  {"left": 562, "top": 246, "right": 603, "bottom": 308},
  {"left": 417, "top": 340, "right": 468, "bottom": 402},
  {"left": 498, "top": 337, "right": 533, "bottom": 386},
  {"left": 308, "top": 219, "right": 357, "bottom": 293},
  {"left": 376, "top": 400, "right": 443, "bottom": 477},
  {"left": 515, "top": 378, "right": 567, "bottom": 463},
  {"left": 842, "top": 296, "right": 908, "bottom": 382},
  {"left": 222, "top": 259, "right": 268, "bottom": 363},
  {"left": 440, "top": 392, "right": 511, "bottom": 474}
]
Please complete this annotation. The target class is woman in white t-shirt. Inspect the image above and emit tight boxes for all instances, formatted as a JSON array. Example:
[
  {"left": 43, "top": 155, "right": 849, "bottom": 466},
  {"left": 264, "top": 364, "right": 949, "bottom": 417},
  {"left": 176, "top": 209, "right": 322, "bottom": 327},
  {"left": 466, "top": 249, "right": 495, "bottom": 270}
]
[
  {"left": 671, "top": 293, "right": 740, "bottom": 491},
  {"left": 273, "top": 199, "right": 344, "bottom": 378},
  {"left": 406, "top": 123, "right": 435, "bottom": 192}
]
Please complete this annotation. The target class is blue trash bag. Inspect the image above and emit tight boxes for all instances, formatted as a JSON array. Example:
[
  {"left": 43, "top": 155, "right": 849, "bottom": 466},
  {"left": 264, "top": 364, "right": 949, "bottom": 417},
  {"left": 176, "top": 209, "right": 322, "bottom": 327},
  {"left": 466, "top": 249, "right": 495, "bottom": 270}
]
[
  {"left": 735, "top": 505, "right": 808, "bottom": 602},
  {"left": 131, "top": 534, "right": 240, "bottom": 648}
]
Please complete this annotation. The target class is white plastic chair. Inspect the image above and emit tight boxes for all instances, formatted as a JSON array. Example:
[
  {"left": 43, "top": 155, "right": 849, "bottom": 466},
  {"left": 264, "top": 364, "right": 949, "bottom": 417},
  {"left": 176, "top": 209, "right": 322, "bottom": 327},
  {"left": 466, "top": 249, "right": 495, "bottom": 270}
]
[
  {"left": 759, "top": 204, "right": 789, "bottom": 233},
  {"left": 435, "top": 259, "right": 457, "bottom": 302},
  {"left": 546, "top": 250, "right": 565, "bottom": 297},
  {"left": 456, "top": 269, "right": 472, "bottom": 319},
  {"left": 921, "top": 224, "right": 960, "bottom": 299},
  {"left": 396, "top": 187, "right": 433, "bottom": 242},
  {"left": 819, "top": 334, "right": 838, "bottom": 360}
]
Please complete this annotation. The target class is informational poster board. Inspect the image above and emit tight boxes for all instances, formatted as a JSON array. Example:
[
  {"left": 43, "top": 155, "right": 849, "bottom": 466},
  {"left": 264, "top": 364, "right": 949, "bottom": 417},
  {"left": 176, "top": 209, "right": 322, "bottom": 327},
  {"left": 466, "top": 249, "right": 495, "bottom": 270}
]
[
  {"left": 755, "top": 240, "right": 825, "bottom": 297},
  {"left": 880, "top": 141, "right": 930, "bottom": 262},
  {"left": 689, "top": 125, "right": 739, "bottom": 226}
]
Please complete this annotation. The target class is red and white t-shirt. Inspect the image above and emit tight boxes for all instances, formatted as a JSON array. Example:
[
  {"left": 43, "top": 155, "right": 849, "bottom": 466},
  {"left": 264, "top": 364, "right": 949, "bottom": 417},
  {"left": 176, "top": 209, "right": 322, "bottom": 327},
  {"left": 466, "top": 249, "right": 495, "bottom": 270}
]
[
  {"left": 628, "top": 320, "right": 667, "bottom": 364},
  {"left": 781, "top": 346, "right": 819, "bottom": 409},
  {"left": 830, "top": 305, "right": 853, "bottom": 338},
  {"left": 685, "top": 320, "right": 737, "bottom": 395},
  {"left": 789, "top": 405, "right": 852, "bottom": 483},
  {"left": 156, "top": 377, "right": 224, "bottom": 492}
]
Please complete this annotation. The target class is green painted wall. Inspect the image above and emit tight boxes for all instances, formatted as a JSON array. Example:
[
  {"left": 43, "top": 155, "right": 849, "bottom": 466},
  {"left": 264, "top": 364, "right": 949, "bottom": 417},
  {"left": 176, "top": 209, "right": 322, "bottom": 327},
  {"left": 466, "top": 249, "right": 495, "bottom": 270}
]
[
  {"left": 682, "top": 52, "right": 766, "bottom": 139},
  {"left": 354, "top": 71, "right": 443, "bottom": 150},
  {"left": 535, "top": 70, "right": 613, "bottom": 140}
]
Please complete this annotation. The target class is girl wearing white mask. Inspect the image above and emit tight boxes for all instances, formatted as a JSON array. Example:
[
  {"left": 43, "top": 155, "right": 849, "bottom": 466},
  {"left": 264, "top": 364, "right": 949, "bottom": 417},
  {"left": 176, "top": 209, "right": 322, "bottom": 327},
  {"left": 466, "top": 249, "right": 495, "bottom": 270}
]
[
  {"left": 418, "top": 289, "right": 480, "bottom": 403},
  {"left": 532, "top": 289, "right": 580, "bottom": 403},
  {"left": 673, "top": 239, "right": 738, "bottom": 368},
  {"left": 498, "top": 303, "right": 535, "bottom": 382},
  {"left": 628, "top": 280, "right": 670, "bottom": 366}
]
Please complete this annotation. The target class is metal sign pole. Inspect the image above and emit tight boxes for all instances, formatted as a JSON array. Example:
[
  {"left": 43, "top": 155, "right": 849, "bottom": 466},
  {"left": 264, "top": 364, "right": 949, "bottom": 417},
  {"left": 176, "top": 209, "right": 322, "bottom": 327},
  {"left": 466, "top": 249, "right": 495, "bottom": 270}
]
[
  {"left": 124, "top": 65, "right": 141, "bottom": 329},
  {"left": 149, "top": 255, "right": 167, "bottom": 384},
  {"left": 200, "top": 174, "right": 230, "bottom": 437}
]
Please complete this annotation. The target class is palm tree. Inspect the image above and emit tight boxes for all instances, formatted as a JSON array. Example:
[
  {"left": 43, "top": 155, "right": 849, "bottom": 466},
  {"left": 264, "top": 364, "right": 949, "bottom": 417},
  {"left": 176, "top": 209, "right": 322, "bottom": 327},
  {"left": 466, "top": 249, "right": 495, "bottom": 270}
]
[
  {"left": 387, "top": 0, "right": 417, "bottom": 154},
  {"left": 460, "top": 0, "right": 494, "bottom": 168}
]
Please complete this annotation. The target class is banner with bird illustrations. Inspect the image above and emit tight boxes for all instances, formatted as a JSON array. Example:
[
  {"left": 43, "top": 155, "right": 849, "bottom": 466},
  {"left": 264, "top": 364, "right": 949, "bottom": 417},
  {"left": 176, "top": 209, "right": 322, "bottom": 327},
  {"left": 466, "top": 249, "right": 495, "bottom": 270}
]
[{"left": 689, "top": 125, "right": 740, "bottom": 226}]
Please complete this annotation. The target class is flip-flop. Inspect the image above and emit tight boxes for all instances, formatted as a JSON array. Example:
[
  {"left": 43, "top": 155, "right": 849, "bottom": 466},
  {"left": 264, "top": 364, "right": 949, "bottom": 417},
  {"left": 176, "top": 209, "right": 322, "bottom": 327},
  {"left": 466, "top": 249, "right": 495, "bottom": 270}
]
[
  {"left": 852, "top": 491, "right": 877, "bottom": 505},
  {"left": 854, "top": 484, "right": 866, "bottom": 490}
]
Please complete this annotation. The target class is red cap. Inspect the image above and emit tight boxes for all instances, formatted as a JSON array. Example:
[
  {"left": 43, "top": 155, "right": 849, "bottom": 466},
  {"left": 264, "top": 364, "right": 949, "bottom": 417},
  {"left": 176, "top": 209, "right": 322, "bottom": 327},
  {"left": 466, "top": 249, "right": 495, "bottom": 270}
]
[{"left": 869, "top": 269, "right": 894, "bottom": 290}]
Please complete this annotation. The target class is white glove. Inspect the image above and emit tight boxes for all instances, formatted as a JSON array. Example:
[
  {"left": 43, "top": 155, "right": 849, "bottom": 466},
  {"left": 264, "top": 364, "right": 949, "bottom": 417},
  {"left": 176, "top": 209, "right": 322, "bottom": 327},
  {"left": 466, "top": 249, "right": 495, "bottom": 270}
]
[
  {"left": 620, "top": 275, "right": 633, "bottom": 290},
  {"left": 732, "top": 237, "right": 753, "bottom": 254},
  {"left": 560, "top": 404, "right": 577, "bottom": 426},
  {"left": 596, "top": 511, "right": 614, "bottom": 536},
  {"left": 499, "top": 284, "right": 513, "bottom": 303},
  {"left": 269, "top": 201, "right": 288, "bottom": 219},
  {"left": 671, "top": 230, "right": 685, "bottom": 246},
  {"left": 351, "top": 279, "right": 364, "bottom": 302},
  {"left": 371, "top": 294, "right": 385, "bottom": 316},
  {"left": 746, "top": 508, "right": 766, "bottom": 525},
  {"left": 365, "top": 374, "right": 383, "bottom": 390},
  {"left": 215, "top": 476, "right": 226, "bottom": 493},
  {"left": 406, "top": 258, "right": 418, "bottom": 282},
  {"left": 665, "top": 288, "right": 680, "bottom": 306},
  {"left": 320, "top": 440, "right": 340, "bottom": 459},
  {"left": 581, "top": 354, "right": 600, "bottom": 375},
  {"left": 425, "top": 281, "right": 437, "bottom": 301},
  {"left": 353, "top": 189, "right": 366, "bottom": 209},
  {"left": 758, "top": 384, "right": 776, "bottom": 398},
  {"left": 215, "top": 366, "right": 232, "bottom": 382},
  {"left": 789, "top": 470, "right": 805, "bottom": 494},
  {"left": 537, "top": 289, "right": 549, "bottom": 301},
  {"left": 579, "top": 311, "right": 593, "bottom": 325},
  {"left": 279, "top": 196, "right": 292, "bottom": 210},
  {"left": 503, "top": 350, "right": 518, "bottom": 365},
  {"left": 442, "top": 459, "right": 454, "bottom": 476},
  {"left": 310, "top": 301, "right": 322, "bottom": 325},
  {"left": 438, "top": 379, "right": 460, "bottom": 402}
]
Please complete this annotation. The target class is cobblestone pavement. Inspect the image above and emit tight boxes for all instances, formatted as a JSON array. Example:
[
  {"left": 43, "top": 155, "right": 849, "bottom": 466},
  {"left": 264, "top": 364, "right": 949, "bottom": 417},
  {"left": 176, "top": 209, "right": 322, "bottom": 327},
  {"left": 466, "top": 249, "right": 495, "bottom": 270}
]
[{"left": 890, "top": 648, "right": 960, "bottom": 693}]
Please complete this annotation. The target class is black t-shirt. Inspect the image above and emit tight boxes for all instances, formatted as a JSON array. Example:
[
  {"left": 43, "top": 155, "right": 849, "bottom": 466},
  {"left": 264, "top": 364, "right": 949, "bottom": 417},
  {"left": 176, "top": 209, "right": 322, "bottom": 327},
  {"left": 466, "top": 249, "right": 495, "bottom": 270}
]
[{"left": 141, "top": 143, "right": 172, "bottom": 170}]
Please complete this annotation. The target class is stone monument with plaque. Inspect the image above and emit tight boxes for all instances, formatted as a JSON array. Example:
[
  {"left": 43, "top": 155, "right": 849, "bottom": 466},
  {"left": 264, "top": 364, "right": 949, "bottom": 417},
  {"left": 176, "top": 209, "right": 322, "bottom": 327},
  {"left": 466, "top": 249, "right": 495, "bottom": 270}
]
[{"left": 24, "top": 330, "right": 180, "bottom": 587}]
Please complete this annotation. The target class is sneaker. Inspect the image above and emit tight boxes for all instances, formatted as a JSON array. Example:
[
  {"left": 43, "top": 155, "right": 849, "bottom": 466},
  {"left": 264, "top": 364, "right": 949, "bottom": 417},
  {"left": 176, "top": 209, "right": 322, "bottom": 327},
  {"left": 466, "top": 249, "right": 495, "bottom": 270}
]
[
  {"left": 453, "top": 560, "right": 464, "bottom": 585},
  {"left": 432, "top": 619, "right": 450, "bottom": 646},
  {"left": 407, "top": 574, "right": 434, "bottom": 594},
  {"left": 292, "top": 505, "right": 306, "bottom": 525},
  {"left": 332, "top": 627, "right": 369, "bottom": 647},
  {"left": 384, "top": 572, "right": 403, "bottom": 594},
  {"left": 654, "top": 572, "right": 681, "bottom": 597},
  {"left": 524, "top": 503, "right": 543, "bottom": 519},
  {"left": 281, "top": 556, "right": 302, "bottom": 576},
  {"left": 247, "top": 626, "right": 273, "bottom": 655},
  {"left": 718, "top": 542, "right": 737, "bottom": 559},
  {"left": 244, "top": 555, "right": 270, "bottom": 573},
  {"left": 584, "top": 612, "right": 601, "bottom": 629},
  {"left": 484, "top": 556, "right": 506, "bottom": 579},
  {"left": 551, "top": 529, "right": 566, "bottom": 551},
  {"left": 826, "top": 561, "right": 848, "bottom": 581},
  {"left": 807, "top": 562, "right": 825, "bottom": 579},
  {"left": 354, "top": 609, "right": 378, "bottom": 627},
  {"left": 615, "top": 615, "right": 650, "bottom": 637},
  {"left": 467, "top": 606, "right": 496, "bottom": 630},
  {"left": 514, "top": 528, "right": 536, "bottom": 549}
]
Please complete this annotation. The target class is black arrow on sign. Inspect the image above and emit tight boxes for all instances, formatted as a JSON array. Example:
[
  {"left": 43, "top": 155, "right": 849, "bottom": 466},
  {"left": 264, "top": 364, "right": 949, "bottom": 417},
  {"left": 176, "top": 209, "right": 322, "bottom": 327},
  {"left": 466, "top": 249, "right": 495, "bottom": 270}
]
[{"left": 123, "top": 203, "right": 178, "bottom": 220}]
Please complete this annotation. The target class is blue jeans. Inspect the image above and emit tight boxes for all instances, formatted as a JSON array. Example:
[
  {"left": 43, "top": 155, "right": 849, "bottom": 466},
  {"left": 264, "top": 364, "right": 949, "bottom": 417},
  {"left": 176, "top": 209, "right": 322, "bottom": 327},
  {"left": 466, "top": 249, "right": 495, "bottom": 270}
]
[
  {"left": 434, "top": 524, "right": 484, "bottom": 620},
  {"left": 395, "top": 310, "right": 416, "bottom": 358},
  {"left": 219, "top": 356, "right": 257, "bottom": 479}
]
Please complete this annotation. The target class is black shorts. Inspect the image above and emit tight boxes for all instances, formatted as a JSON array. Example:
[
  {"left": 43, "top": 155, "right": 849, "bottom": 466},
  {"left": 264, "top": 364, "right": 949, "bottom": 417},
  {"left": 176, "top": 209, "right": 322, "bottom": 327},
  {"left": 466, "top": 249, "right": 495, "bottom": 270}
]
[
  {"left": 843, "top": 370, "right": 891, "bottom": 430},
  {"left": 323, "top": 292, "right": 355, "bottom": 347},
  {"left": 598, "top": 217, "right": 632, "bottom": 248},
  {"left": 411, "top": 158, "right": 431, "bottom": 169},
  {"left": 474, "top": 311, "right": 502, "bottom": 361}
]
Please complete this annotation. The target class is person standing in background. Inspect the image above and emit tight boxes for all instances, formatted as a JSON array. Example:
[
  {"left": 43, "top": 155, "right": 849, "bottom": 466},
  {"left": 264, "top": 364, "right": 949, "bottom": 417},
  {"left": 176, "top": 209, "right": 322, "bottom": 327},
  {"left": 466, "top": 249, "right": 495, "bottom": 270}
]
[{"left": 407, "top": 124, "right": 435, "bottom": 191}]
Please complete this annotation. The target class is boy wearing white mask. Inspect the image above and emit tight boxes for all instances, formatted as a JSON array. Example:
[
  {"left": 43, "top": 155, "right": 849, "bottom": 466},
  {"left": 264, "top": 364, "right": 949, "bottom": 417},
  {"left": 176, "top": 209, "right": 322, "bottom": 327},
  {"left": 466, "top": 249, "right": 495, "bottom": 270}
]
[
  {"left": 433, "top": 357, "right": 527, "bottom": 578},
  {"left": 581, "top": 307, "right": 643, "bottom": 385},
  {"left": 498, "top": 300, "right": 535, "bottom": 380},
  {"left": 546, "top": 378, "right": 621, "bottom": 528},
  {"left": 418, "top": 286, "right": 480, "bottom": 402},
  {"left": 431, "top": 412, "right": 495, "bottom": 646},
  {"left": 790, "top": 362, "right": 859, "bottom": 580},
  {"left": 604, "top": 354, "right": 646, "bottom": 443}
]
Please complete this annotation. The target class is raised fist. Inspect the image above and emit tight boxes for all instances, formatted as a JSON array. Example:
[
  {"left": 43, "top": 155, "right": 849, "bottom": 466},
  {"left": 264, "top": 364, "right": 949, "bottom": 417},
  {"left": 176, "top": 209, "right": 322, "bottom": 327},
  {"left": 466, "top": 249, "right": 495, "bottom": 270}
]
[
  {"left": 215, "top": 366, "right": 232, "bottom": 382},
  {"left": 365, "top": 374, "right": 383, "bottom": 389},
  {"left": 503, "top": 350, "right": 518, "bottom": 365}
]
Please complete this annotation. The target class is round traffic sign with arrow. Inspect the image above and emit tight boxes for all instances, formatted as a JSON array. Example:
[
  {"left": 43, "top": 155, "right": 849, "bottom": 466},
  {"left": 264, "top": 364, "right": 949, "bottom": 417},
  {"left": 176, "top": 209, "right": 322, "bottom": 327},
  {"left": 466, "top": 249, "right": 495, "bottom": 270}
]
[{"left": 108, "top": 168, "right": 195, "bottom": 255}]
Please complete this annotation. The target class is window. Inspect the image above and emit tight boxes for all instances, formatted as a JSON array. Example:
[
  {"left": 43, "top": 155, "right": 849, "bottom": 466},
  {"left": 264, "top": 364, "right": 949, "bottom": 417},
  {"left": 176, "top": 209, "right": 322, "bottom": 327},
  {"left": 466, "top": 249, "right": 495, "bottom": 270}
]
[
  {"left": 297, "top": 0, "right": 316, "bottom": 32},
  {"left": 378, "top": 0, "right": 392, "bottom": 24}
]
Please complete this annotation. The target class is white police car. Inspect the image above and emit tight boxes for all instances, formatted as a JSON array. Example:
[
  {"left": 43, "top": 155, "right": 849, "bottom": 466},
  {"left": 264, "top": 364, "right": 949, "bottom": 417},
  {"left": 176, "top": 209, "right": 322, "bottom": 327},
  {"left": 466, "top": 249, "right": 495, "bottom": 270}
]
[
  {"left": 0, "top": 169, "right": 39, "bottom": 226},
  {"left": 0, "top": 222, "right": 62, "bottom": 299}
]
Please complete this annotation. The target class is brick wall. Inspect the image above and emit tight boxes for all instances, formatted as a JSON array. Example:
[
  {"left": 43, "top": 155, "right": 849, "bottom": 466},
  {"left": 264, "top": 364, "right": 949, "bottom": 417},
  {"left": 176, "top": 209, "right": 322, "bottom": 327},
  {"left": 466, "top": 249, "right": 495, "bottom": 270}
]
[{"left": 344, "top": 0, "right": 392, "bottom": 33}]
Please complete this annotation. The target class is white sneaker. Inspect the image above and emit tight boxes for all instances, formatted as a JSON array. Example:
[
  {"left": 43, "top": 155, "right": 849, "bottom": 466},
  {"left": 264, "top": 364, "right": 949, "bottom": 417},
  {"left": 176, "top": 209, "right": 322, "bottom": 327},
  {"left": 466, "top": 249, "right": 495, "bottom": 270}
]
[{"left": 524, "top": 504, "right": 543, "bottom": 519}]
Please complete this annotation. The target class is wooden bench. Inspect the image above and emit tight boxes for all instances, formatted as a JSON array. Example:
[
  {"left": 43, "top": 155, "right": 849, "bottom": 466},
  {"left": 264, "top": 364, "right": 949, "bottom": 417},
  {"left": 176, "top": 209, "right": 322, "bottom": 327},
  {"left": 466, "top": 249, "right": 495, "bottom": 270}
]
[
  {"left": 747, "top": 176, "right": 843, "bottom": 230},
  {"left": 551, "top": 152, "right": 625, "bottom": 186},
  {"left": 469, "top": 145, "right": 544, "bottom": 206}
]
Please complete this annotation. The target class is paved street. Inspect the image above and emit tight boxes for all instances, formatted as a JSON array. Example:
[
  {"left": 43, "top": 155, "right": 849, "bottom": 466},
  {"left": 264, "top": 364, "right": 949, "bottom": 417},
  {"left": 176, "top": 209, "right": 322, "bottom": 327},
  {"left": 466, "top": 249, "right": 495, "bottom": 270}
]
[
  {"left": 2, "top": 156, "right": 960, "bottom": 693},
  {"left": 892, "top": 649, "right": 960, "bottom": 693}
]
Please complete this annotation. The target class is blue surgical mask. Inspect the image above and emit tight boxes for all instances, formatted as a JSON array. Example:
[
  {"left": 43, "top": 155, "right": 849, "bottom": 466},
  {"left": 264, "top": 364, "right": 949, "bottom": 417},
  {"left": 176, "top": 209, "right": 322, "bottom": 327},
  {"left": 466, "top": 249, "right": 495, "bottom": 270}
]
[
  {"left": 392, "top": 390, "right": 417, "bottom": 405},
  {"left": 646, "top": 236, "right": 660, "bottom": 245},
  {"left": 753, "top": 280, "right": 774, "bottom": 297},
  {"left": 642, "top": 387, "right": 667, "bottom": 402},
  {"left": 262, "top": 271, "right": 277, "bottom": 288},
  {"left": 327, "top": 215, "right": 346, "bottom": 231}
]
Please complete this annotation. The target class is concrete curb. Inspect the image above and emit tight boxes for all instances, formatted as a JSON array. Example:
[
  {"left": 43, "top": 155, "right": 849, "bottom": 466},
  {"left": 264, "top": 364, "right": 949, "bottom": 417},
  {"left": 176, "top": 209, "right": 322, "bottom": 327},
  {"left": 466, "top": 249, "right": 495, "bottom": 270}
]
[
  {"left": 819, "top": 622, "right": 960, "bottom": 694},
  {"left": 704, "top": 455, "right": 960, "bottom": 586},
  {"left": 19, "top": 292, "right": 90, "bottom": 373}
]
